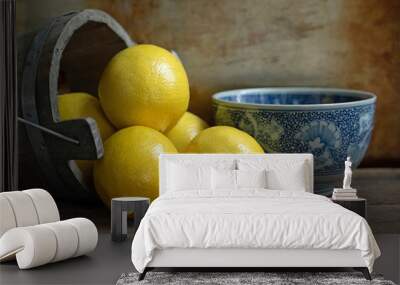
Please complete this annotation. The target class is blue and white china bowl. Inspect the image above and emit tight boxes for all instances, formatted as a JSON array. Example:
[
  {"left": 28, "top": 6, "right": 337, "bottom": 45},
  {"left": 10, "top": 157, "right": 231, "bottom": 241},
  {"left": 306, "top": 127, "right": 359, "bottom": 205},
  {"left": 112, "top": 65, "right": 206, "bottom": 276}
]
[{"left": 212, "top": 88, "right": 376, "bottom": 195}]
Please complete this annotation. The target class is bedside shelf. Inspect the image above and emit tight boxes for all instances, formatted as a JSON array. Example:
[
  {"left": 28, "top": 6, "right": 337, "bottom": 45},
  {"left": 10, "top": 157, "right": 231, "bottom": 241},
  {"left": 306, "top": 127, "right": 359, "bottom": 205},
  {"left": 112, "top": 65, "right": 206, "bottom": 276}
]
[{"left": 331, "top": 198, "right": 367, "bottom": 218}]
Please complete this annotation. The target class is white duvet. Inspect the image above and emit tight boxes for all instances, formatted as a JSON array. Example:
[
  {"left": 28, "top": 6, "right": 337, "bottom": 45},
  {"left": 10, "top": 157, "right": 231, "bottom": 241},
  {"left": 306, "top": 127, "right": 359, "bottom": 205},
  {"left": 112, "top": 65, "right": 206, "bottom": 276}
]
[{"left": 131, "top": 190, "right": 380, "bottom": 273}]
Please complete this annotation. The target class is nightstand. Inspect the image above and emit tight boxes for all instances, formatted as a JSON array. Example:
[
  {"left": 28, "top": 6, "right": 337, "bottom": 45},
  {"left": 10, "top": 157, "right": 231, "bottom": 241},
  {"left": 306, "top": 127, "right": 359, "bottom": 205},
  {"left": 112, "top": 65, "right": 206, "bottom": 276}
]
[{"left": 331, "top": 197, "right": 367, "bottom": 218}]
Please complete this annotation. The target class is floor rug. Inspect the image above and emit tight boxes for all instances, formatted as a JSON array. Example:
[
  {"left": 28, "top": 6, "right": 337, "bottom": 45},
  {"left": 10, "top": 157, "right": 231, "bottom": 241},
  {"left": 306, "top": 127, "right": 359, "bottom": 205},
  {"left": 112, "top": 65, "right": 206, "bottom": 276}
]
[{"left": 117, "top": 271, "right": 396, "bottom": 285}]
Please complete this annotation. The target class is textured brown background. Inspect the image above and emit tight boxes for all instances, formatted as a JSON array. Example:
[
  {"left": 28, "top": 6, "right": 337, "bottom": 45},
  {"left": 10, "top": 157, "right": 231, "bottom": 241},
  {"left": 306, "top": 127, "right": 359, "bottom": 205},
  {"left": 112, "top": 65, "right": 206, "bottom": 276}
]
[{"left": 17, "top": 0, "right": 400, "bottom": 165}]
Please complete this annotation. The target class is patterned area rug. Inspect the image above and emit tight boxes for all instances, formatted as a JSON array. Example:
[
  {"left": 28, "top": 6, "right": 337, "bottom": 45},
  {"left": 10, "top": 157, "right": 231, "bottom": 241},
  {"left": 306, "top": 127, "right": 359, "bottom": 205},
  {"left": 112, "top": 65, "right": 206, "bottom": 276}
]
[{"left": 117, "top": 272, "right": 396, "bottom": 285}]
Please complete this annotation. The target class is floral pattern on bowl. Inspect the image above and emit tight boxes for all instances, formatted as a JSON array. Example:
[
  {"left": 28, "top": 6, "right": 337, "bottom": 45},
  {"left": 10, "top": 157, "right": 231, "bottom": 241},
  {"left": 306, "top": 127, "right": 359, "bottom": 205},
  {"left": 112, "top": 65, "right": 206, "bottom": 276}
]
[{"left": 213, "top": 88, "right": 376, "bottom": 195}]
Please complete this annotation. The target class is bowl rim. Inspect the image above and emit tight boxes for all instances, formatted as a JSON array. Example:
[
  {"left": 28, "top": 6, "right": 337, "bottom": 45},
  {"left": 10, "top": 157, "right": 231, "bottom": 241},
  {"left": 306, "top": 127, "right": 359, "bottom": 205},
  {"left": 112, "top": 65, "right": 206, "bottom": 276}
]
[{"left": 212, "top": 87, "right": 376, "bottom": 110}]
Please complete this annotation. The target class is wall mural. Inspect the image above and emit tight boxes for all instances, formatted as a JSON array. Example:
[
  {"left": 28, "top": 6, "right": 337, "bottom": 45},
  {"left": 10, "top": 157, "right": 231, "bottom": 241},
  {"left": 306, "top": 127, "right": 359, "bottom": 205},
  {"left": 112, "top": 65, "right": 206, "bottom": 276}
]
[{"left": 15, "top": 0, "right": 399, "bottom": 201}]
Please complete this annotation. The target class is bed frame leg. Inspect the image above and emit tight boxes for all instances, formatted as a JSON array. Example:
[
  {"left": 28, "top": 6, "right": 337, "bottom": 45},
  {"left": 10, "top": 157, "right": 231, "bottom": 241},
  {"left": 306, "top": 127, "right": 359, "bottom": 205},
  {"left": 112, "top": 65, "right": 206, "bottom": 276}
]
[
  {"left": 138, "top": 268, "right": 148, "bottom": 281},
  {"left": 354, "top": 267, "right": 371, "bottom": 280}
]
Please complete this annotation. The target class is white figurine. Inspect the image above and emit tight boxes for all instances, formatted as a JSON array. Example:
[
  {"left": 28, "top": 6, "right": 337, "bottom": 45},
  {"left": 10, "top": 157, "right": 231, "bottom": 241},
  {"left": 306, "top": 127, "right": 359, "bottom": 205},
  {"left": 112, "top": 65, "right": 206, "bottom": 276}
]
[{"left": 343, "top": 156, "right": 353, "bottom": 189}]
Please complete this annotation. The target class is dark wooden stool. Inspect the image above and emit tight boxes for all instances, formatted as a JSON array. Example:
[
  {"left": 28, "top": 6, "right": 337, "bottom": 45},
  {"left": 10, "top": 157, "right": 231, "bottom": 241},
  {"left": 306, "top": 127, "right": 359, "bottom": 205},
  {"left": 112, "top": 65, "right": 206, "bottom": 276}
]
[{"left": 111, "top": 197, "right": 150, "bottom": 242}]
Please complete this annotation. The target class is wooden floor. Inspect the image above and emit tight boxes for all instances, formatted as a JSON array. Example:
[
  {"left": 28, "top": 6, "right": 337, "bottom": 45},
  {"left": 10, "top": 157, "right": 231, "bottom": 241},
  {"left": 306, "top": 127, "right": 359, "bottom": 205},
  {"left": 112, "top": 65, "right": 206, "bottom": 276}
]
[{"left": 1, "top": 168, "right": 399, "bottom": 284}]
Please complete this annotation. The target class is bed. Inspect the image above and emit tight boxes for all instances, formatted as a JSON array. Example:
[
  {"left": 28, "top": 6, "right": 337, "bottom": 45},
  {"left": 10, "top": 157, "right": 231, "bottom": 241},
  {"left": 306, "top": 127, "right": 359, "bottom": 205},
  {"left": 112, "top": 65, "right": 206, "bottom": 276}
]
[{"left": 131, "top": 154, "right": 380, "bottom": 280}]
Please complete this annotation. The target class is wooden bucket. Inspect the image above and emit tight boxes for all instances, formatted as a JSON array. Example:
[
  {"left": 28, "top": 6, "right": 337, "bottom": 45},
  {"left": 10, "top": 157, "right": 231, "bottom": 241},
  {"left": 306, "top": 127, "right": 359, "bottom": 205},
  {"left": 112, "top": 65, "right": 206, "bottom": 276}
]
[{"left": 19, "top": 9, "right": 133, "bottom": 200}]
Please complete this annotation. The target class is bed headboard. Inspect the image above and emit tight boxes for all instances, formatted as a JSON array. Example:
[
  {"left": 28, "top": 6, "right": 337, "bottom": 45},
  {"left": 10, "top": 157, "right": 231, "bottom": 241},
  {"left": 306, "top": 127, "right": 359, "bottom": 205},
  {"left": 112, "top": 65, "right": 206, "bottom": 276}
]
[{"left": 159, "top": 153, "right": 314, "bottom": 195}]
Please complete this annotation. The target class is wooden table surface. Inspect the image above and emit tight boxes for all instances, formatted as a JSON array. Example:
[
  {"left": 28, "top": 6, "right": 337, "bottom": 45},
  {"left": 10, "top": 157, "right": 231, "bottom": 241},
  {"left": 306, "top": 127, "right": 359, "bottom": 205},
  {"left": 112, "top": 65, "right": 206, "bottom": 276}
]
[
  {"left": 57, "top": 168, "right": 400, "bottom": 234},
  {"left": 352, "top": 168, "right": 400, "bottom": 233}
]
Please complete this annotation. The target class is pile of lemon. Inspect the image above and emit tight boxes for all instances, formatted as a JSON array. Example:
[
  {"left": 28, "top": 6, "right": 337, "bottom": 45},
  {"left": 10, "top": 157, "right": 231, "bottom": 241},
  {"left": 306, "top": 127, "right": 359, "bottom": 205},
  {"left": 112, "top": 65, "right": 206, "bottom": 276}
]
[{"left": 58, "top": 45, "right": 263, "bottom": 205}]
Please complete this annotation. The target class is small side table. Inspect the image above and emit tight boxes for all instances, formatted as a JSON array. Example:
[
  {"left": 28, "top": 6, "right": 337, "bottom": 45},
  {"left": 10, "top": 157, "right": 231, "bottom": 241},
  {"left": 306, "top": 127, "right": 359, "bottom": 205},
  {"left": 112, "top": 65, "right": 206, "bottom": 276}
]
[
  {"left": 111, "top": 197, "right": 150, "bottom": 242},
  {"left": 331, "top": 197, "right": 367, "bottom": 218}
]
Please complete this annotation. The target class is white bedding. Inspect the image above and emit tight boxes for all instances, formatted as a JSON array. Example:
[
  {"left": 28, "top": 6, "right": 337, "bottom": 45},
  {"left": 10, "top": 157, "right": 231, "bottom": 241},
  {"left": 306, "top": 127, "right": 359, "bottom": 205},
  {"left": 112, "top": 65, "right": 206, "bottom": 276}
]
[{"left": 131, "top": 190, "right": 380, "bottom": 273}]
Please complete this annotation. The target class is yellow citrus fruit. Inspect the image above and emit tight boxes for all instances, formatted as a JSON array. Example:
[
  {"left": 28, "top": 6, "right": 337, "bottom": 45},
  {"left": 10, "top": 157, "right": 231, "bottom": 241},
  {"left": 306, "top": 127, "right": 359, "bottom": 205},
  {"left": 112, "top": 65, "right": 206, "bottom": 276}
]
[
  {"left": 98, "top": 44, "right": 190, "bottom": 132},
  {"left": 93, "top": 126, "right": 177, "bottom": 206},
  {"left": 186, "top": 126, "right": 264, "bottom": 154},
  {"left": 166, "top": 112, "right": 208, "bottom": 152},
  {"left": 58, "top": 92, "right": 116, "bottom": 181}
]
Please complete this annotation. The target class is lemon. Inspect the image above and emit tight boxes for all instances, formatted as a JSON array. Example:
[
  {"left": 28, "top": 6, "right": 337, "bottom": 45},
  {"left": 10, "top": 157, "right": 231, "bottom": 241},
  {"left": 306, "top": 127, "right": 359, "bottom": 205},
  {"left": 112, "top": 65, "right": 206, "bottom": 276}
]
[
  {"left": 98, "top": 44, "right": 190, "bottom": 132},
  {"left": 166, "top": 112, "right": 208, "bottom": 152},
  {"left": 93, "top": 126, "right": 177, "bottom": 206},
  {"left": 58, "top": 92, "right": 116, "bottom": 181},
  {"left": 186, "top": 126, "right": 264, "bottom": 153}
]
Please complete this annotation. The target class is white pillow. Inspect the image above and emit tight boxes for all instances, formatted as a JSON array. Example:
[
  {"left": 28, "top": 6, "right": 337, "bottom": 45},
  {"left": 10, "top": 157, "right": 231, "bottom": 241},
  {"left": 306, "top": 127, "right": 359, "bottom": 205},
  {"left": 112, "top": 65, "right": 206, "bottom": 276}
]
[
  {"left": 167, "top": 163, "right": 211, "bottom": 191},
  {"left": 237, "top": 159, "right": 308, "bottom": 191},
  {"left": 236, "top": 169, "right": 267, "bottom": 189},
  {"left": 211, "top": 168, "right": 237, "bottom": 190},
  {"left": 267, "top": 166, "right": 306, "bottom": 191}
]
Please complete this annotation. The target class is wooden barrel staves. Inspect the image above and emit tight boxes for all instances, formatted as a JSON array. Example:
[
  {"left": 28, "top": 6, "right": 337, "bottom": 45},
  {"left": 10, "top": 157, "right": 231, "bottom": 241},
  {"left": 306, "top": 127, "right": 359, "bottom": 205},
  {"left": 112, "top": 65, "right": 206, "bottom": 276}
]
[{"left": 20, "top": 9, "right": 133, "bottom": 200}]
